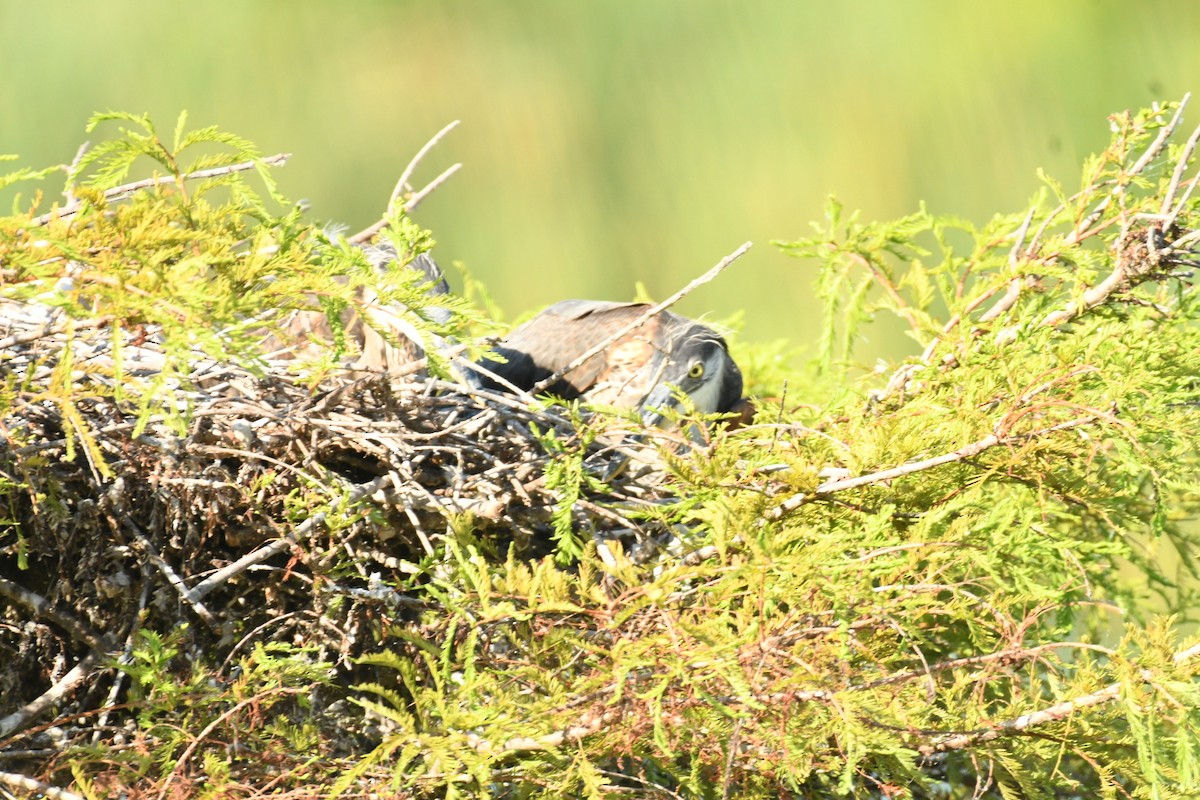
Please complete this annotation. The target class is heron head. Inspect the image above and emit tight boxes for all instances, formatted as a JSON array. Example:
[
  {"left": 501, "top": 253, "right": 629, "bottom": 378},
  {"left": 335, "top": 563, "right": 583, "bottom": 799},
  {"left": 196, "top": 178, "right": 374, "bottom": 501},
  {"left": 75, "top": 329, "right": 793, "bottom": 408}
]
[{"left": 639, "top": 328, "right": 743, "bottom": 429}]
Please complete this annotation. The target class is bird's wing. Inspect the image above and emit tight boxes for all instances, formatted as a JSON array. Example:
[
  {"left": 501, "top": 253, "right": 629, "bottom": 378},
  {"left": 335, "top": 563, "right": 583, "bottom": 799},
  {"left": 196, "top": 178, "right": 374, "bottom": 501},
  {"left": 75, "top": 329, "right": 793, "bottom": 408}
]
[{"left": 478, "top": 301, "right": 663, "bottom": 397}]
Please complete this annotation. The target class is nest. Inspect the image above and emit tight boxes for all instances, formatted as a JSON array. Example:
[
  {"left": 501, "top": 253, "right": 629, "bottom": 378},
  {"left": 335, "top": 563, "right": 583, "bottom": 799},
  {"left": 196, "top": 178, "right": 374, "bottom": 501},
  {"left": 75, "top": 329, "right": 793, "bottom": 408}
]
[{"left": 0, "top": 293, "right": 687, "bottom": 742}]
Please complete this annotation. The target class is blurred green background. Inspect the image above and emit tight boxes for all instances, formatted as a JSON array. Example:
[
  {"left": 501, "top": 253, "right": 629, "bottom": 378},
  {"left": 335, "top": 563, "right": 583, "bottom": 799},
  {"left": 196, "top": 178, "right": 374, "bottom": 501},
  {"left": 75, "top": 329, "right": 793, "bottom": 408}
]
[{"left": 3, "top": 1, "right": 1198, "bottom": 358}]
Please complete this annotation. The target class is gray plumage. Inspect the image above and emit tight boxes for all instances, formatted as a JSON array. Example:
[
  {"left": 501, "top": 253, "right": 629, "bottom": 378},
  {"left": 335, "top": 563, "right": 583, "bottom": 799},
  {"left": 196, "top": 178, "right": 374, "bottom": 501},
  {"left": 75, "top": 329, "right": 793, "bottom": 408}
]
[{"left": 470, "top": 300, "right": 743, "bottom": 424}]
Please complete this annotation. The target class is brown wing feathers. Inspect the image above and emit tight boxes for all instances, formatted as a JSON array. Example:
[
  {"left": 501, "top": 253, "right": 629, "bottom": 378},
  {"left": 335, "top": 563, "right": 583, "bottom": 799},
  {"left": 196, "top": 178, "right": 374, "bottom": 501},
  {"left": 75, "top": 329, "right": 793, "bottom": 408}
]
[{"left": 474, "top": 301, "right": 666, "bottom": 397}]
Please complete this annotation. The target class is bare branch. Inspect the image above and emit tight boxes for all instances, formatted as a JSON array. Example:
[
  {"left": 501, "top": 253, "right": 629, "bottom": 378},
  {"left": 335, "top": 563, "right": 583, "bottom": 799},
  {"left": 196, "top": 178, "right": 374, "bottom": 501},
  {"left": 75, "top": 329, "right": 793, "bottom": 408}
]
[
  {"left": 769, "top": 414, "right": 1102, "bottom": 520},
  {"left": 348, "top": 121, "right": 462, "bottom": 245},
  {"left": 0, "top": 771, "right": 86, "bottom": 800},
  {"left": 0, "top": 653, "right": 100, "bottom": 739},
  {"left": 30, "top": 153, "right": 291, "bottom": 227},
  {"left": 389, "top": 119, "right": 461, "bottom": 212},
  {"left": 0, "top": 577, "right": 110, "bottom": 652},
  {"left": 920, "top": 639, "right": 1200, "bottom": 754}
]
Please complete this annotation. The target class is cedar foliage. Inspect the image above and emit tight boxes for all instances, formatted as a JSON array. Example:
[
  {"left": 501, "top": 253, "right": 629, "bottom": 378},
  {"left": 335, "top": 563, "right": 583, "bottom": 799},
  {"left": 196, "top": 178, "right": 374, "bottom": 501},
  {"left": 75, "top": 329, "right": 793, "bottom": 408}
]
[{"left": 1, "top": 103, "right": 1199, "bottom": 798}]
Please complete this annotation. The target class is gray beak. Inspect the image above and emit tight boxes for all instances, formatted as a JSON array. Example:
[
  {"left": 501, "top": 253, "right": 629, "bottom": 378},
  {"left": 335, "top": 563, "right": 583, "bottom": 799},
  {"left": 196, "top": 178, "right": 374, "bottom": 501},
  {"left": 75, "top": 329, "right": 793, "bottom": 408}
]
[{"left": 639, "top": 383, "right": 683, "bottom": 428}]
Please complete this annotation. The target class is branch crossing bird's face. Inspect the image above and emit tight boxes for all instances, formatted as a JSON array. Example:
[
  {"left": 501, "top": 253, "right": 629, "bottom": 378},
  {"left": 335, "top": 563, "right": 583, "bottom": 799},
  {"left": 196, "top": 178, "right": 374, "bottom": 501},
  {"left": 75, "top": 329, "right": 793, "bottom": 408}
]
[
  {"left": 637, "top": 327, "right": 743, "bottom": 428},
  {"left": 466, "top": 300, "right": 747, "bottom": 431}
]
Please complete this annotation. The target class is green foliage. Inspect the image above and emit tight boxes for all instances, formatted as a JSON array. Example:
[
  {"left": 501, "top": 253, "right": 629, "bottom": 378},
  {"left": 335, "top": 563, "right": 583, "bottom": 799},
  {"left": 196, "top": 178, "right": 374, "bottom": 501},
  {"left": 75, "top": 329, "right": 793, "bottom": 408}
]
[
  {"left": 4, "top": 102, "right": 1200, "bottom": 798},
  {"left": 530, "top": 411, "right": 611, "bottom": 563},
  {"left": 340, "top": 101, "right": 1200, "bottom": 798},
  {"left": 101, "top": 629, "right": 330, "bottom": 792},
  {"left": 0, "top": 112, "right": 480, "bottom": 434}
]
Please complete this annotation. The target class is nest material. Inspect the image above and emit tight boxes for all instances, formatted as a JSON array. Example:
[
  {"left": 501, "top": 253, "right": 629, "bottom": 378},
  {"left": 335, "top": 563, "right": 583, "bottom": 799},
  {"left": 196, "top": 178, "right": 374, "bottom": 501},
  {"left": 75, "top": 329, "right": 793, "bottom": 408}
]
[{"left": 0, "top": 293, "right": 683, "bottom": 736}]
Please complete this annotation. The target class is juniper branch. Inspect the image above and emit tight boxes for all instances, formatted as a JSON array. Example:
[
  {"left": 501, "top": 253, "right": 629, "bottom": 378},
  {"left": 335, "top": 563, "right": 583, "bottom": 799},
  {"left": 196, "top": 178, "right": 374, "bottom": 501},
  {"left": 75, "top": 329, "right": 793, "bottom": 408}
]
[
  {"left": 919, "top": 640, "right": 1200, "bottom": 755},
  {"left": 29, "top": 153, "right": 290, "bottom": 227}
]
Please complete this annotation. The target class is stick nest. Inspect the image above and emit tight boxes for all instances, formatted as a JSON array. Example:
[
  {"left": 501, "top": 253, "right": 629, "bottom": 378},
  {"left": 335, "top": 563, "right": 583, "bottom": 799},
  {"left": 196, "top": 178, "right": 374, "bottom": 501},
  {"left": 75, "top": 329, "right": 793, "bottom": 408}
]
[{"left": 0, "top": 293, "right": 681, "bottom": 737}]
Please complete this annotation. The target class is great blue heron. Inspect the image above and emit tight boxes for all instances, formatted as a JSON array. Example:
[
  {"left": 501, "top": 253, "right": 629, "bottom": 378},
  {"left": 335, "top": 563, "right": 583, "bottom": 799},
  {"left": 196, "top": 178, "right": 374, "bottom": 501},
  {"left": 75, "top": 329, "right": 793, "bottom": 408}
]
[{"left": 469, "top": 300, "right": 746, "bottom": 427}]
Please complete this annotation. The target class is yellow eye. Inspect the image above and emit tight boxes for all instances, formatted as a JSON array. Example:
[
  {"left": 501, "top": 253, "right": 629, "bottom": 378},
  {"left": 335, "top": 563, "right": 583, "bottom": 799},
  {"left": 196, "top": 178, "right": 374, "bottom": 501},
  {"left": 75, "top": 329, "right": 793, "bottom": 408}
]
[{"left": 688, "top": 361, "right": 705, "bottom": 379}]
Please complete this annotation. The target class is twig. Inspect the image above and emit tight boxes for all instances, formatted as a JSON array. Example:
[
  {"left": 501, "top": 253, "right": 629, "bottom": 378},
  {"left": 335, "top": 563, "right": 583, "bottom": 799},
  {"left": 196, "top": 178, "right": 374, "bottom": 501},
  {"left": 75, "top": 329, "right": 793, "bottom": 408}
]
[
  {"left": 348, "top": 120, "right": 462, "bottom": 245},
  {"left": 156, "top": 686, "right": 305, "bottom": 800},
  {"left": 94, "top": 580, "right": 149, "bottom": 745},
  {"left": 1159, "top": 109, "right": 1200, "bottom": 219},
  {"left": 0, "top": 315, "right": 111, "bottom": 352},
  {"left": 29, "top": 153, "right": 290, "bottom": 227},
  {"left": 404, "top": 162, "right": 462, "bottom": 213},
  {"left": 0, "top": 771, "right": 86, "bottom": 800},
  {"left": 125, "top": 519, "right": 219, "bottom": 630},
  {"left": 186, "top": 473, "right": 393, "bottom": 602},
  {"left": 530, "top": 241, "right": 752, "bottom": 395},
  {"left": 1163, "top": 168, "right": 1200, "bottom": 235},
  {"left": 62, "top": 140, "right": 91, "bottom": 206},
  {"left": 389, "top": 119, "right": 461, "bottom": 211},
  {"left": 0, "top": 577, "right": 109, "bottom": 652},
  {"left": 920, "top": 640, "right": 1200, "bottom": 755},
  {"left": 466, "top": 708, "right": 622, "bottom": 755},
  {"left": 1065, "top": 96, "right": 1190, "bottom": 247},
  {"left": 0, "top": 653, "right": 100, "bottom": 739},
  {"left": 769, "top": 414, "right": 1101, "bottom": 520}
]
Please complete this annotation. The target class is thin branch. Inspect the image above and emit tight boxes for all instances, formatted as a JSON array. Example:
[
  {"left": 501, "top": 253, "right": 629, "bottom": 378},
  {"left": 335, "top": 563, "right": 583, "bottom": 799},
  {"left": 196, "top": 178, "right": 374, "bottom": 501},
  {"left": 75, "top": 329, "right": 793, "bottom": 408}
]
[
  {"left": 529, "top": 241, "right": 752, "bottom": 396},
  {"left": 921, "top": 639, "right": 1200, "bottom": 755},
  {"left": 0, "top": 577, "right": 110, "bottom": 652},
  {"left": 466, "top": 708, "right": 622, "bottom": 755},
  {"left": 0, "top": 771, "right": 86, "bottom": 800},
  {"left": 124, "top": 519, "right": 219, "bottom": 630},
  {"left": 1065, "top": 96, "right": 1190, "bottom": 247},
  {"left": 0, "top": 653, "right": 100, "bottom": 739},
  {"left": 62, "top": 140, "right": 91, "bottom": 206},
  {"left": 30, "top": 153, "right": 291, "bottom": 227},
  {"left": 1159, "top": 112, "right": 1200, "bottom": 219},
  {"left": 404, "top": 162, "right": 462, "bottom": 213},
  {"left": 389, "top": 120, "right": 461, "bottom": 211},
  {"left": 769, "top": 414, "right": 1101, "bottom": 520},
  {"left": 155, "top": 686, "right": 305, "bottom": 800},
  {"left": 348, "top": 121, "right": 462, "bottom": 245}
]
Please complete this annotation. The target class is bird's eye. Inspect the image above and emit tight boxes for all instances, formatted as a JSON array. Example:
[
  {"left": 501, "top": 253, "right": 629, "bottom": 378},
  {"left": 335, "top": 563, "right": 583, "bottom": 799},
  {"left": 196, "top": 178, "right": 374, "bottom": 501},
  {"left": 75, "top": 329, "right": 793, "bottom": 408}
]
[{"left": 688, "top": 361, "right": 705, "bottom": 379}]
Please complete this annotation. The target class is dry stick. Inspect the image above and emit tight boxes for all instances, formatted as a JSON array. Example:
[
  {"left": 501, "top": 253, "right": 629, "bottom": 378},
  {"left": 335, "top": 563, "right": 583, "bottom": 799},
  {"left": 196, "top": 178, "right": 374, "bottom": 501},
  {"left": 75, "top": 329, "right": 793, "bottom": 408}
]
[
  {"left": 1159, "top": 104, "right": 1200, "bottom": 219},
  {"left": 404, "top": 162, "right": 462, "bottom": 212},
  {"left": 125, "top": 520, "right": 219, "bottom": 629},
  {"left": 0, "top": 653, "right": 100, "bottom": 740},
  {"left": 467, "top": 708, "right": 622, "bottom": 755},
  {"left": 1006, "top": 101, "right": 1185, "bottom": 265},
  {"left": 348, "top": 120, "right": 463, "bottom": 245},
  {"left": 769, "top": 415, "right": 1099, "bottom": 521},
  {"left": 0, "top": 315, "right": 111, "bottom": 352},
  {"left": 94, "top": 581, "right": 149, "bottom": 745},
  {"left": 0, "top": 771, "right": 86, "bottom": 800},
  {"left": 1031, "top": 126, "right": 1200, "bottom": 332},
  {"left": 921, "top": 640, "right": 1200, "bottom": 755},
  {"left": 0, "top": 577, "right": 110, "bottom": 652},
  {"left": 390, "top": 120, "right": 461, "bottom": 209},
  {"left": 889, "top": 103, "right": 1199, "bottom": 401},
  {"left": 348, "top": 163, "right": 461, "bottom": 245},
  {"left": 62, "top": 140, "right": 91, "bottom": 207},
  {"left": 974, "top": 205, "right": 1040, "bottom": 326},
  {"left": 530, "top": 241, "right": 753, "bottom": 396},
  {"left": 1059, "top": 95, "right": 1192, "bottom": 251},
  {"left": 1163, "top": 169, "right": 1200, "bottom": 236},
  {"left": 186, "top": 472, "right": 392, "bottom": 602},
  {"left": 30, "top": 153, "right": 291, "bottom": 227},
  {"left": 155, "top": 686, "right": 305, "bottom": 800}
]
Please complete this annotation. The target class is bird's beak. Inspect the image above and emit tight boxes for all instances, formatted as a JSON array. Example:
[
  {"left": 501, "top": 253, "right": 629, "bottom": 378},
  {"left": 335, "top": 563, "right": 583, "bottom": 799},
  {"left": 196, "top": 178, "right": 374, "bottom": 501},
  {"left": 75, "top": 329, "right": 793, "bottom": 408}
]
[{"left": 639, "top": 383, "right": 683, "bottom": 428}]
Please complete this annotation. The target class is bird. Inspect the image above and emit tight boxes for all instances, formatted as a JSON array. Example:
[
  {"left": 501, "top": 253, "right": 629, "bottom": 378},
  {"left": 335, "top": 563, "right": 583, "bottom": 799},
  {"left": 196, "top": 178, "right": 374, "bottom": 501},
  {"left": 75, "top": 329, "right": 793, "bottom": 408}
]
[{"left": 468, "top": 300, "right": 746, "bottom": 427}]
